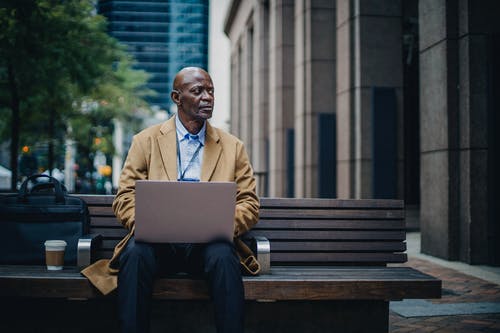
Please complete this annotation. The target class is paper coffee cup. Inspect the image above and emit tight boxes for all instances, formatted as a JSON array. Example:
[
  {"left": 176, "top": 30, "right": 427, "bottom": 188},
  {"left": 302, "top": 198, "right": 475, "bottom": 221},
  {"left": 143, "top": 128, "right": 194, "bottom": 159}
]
[{"left": 44, "top": 240, "right": 67, "bottom": 270}]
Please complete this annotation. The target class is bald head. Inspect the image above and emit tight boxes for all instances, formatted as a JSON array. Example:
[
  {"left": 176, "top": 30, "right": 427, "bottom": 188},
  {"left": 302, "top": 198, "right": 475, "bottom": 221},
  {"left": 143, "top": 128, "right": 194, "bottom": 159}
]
[
  {"left": 172, "top": 67, "right": 211, "bottom": 91},
  {"left": 170, "top": 67, "right": 215, "bottom": 133}
]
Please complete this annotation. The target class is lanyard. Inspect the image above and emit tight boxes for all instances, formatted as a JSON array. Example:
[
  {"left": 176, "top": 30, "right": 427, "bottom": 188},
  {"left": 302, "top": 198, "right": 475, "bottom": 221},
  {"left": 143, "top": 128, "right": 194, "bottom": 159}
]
[{"left": 176, "top": 136, "right": 202, "bottom": 181}]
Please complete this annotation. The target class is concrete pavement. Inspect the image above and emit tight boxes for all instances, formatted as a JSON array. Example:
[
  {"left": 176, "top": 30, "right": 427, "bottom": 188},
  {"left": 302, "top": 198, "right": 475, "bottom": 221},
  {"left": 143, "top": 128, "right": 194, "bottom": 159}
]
[{"left": 389, "top": 232, "right": 500, "bottom": 332}]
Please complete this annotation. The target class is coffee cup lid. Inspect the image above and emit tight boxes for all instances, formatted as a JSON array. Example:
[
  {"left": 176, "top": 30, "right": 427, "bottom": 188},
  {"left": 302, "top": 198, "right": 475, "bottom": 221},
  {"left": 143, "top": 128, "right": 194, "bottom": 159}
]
[{"left": 44, "top": 240, "right": 67, "bottom": 247}]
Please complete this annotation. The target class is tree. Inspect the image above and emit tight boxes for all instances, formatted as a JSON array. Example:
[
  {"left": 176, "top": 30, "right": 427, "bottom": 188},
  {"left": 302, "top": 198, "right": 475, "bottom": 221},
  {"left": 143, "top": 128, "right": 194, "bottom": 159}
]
[
  {"left": 69, "top": 55, "right": 154, "bottom": 191},
  {"left": 0, "top": 0, "right": 152, "bottom": 190}
]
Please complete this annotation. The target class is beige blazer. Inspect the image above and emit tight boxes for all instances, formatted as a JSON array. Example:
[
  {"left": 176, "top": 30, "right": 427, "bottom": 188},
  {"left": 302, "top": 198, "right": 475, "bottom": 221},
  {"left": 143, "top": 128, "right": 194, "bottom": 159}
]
[{"left": 82, "top": 116, "right": 260, "bottom": 295}]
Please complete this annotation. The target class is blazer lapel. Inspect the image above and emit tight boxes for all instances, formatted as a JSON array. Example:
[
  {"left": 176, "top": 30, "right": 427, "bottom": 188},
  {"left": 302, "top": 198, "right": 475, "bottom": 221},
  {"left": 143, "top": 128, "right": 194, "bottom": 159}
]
[
  {"left": 157, "top": 117, "right": 177, "bottom": 180},
  {"left": 201, "top": 122, "right": 222, "bottom": 181}
]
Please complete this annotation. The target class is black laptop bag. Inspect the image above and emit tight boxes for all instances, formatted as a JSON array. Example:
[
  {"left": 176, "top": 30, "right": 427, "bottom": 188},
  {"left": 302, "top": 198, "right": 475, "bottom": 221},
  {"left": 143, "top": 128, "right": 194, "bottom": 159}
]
[{"left": 0, "top": 174, "right": 90, "bottom": 265}]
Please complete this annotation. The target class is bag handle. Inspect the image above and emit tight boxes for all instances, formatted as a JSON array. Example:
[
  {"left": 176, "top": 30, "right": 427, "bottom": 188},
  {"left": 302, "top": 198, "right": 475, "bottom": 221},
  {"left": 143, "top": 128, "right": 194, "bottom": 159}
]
[{"left": 18, "top": 174, "right": 65, "bottom": 203}]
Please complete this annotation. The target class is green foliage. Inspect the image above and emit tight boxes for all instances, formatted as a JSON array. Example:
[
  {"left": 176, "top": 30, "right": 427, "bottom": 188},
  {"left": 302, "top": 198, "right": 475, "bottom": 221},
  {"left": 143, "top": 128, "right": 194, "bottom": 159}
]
[
  {"left": 0, "top": 0, "right": 154, "bottom": 182},
  {"left": 68, "top": 54, "right": 155, "bottom": 160}
]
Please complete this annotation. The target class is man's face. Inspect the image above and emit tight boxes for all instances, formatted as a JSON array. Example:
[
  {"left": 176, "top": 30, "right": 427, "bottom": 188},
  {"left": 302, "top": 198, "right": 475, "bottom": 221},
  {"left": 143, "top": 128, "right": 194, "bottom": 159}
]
[{"left": 176, "top": 70, "right": 214, "bottom": 122}]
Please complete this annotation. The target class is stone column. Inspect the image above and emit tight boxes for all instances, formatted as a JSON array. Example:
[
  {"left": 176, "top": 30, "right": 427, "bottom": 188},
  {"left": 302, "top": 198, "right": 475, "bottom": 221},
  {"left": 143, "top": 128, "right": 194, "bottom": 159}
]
[
  {"left": 230, "top": 46, "right": 241, "bottom": 136},
  {"left": 457, "top": 0, "right": 500, "bottom": 264},
  {"left": 268, "top": 0, "right": 295, "bottom": 197},
  {"left": 224, "top": 0, "right": 270, "bottom": 196},
  {"left": 457, "top": 0, "right": 487, "bottom": 263},
  {"left": 252, "top": 1, "right": 270, "bottom": 196},
  {"left": 420, "top": 0, "right": 500, "bottom": 264},
  {"left": 294, "top": 0, "right": 336, "bottom": 198},
  {"left": 336, "top": 0, "right": 355, "bottom": 198},
  {"left": 336, "top": 0, "right": 403, "bottom": 198},
  {"left": 239, "top": 29, "right": 252, "bottom": 154},
  {"left": 419, "top": 0, "right": 460, "bottom": 260}
]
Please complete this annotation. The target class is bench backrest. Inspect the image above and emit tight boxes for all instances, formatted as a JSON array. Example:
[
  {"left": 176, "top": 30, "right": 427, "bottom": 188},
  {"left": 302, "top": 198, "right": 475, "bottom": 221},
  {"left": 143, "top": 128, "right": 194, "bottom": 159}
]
[{"left": 79, "top": 195, "right": 407, "bottom": 266}]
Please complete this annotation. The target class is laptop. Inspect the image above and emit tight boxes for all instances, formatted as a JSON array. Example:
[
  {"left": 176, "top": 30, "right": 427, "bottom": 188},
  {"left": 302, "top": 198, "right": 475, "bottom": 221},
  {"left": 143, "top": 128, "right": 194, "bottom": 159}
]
[{"left": 134, "top": 180, "right": 237, "bottom": 243}]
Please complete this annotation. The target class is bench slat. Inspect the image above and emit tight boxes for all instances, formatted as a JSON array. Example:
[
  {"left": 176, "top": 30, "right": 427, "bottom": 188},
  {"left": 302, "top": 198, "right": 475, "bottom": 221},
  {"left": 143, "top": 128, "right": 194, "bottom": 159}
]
[
  {"left": 90, "top": 219, "right": 406, "bottom": 230},
  {"left": 75, "top": 194, "right": 115, "bottom": 205},
  {"left": 90, "top": 228, "right": 405, "bottom": 240},
  {"left": 90, "top": 227, "right": 128, "bottom": 238},
  {"left": 253, "top": 219, "right": 404, "bottom": 229},
  {"left": 259, "top": 209, "right": 404, "bottom": 219},
  {"left": 88, "top": 207, "right": 404, "bottom": 220},
  {"left": 77, "top": 197, "right": 403, "bottom": 206},
  {"left": 0, "top": 265, "right": 439, "bottom": 301},
  {"left": 80, "top": 195, "right": 405, "bottom": 209},
  {"left": 247, "top": 230, "right": 406, "bottom": 240},
  {"left": 88, "top": 206, "right": 115, "bottom": 216},
  {"left": 90, "top": 216, "right": 121, "bottom": 227},
  {"left": 269, "top": 241, "right": 407, "bottom": 252},
  {"left": 259, "top": 198, "right": 404, "bottom": 209},
  {"left": 270, "top": 252, "right": 407, "bottom": 263}
]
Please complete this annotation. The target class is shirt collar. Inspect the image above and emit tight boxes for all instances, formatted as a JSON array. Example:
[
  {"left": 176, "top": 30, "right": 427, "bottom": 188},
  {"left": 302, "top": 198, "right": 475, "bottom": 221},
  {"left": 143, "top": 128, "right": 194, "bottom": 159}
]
[{"left": 175, "top": 114, "right": 206, "bottom": 145}]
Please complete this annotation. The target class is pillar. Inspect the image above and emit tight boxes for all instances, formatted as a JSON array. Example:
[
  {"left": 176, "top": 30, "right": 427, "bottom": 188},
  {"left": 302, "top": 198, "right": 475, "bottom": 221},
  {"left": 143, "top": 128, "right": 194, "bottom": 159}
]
[
  {"left": 269, "top": 0, "right": 295, "bottom": 197},
  {"left": 420, "top": 0, "right": 500, "bottom": 264},
  {"left": 336, "top": 0, "right": 403, "bottom": 199},
  {"left": 252, "top": 1, "right": 270, "bottom": 196},
  {"left": 294, "top": 0, "right": 336, "bottom": 198}
]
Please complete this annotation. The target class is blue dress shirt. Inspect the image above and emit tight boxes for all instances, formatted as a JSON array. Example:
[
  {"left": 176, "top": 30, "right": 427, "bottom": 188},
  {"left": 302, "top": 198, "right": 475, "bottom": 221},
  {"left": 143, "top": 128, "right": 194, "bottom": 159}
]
[{"left": 175, "top": 115, "right": 206, "bottom": 181}]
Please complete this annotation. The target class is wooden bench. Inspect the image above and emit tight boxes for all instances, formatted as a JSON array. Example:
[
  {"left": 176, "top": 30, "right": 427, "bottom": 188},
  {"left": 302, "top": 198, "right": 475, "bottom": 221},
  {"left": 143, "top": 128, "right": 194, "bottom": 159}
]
[{"left": 0, "top": 195, "right": 441, "bottom": 333}]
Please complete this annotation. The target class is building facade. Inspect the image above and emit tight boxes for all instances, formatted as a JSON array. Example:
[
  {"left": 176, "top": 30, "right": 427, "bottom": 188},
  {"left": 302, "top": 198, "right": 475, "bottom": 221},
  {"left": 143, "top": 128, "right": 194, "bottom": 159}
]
[
  {"left": 98, "top": 0, "right": 209, "bottom": 113},
  {"left": 224, "top": 0, "right": 500, "bottom": 266}
]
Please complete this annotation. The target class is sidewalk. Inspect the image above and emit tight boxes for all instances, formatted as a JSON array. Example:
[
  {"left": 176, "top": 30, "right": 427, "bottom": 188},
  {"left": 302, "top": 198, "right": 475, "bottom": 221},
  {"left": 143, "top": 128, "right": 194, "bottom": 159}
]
[{"left": 389, "top": 232, "right": 500, "bottom": 332}]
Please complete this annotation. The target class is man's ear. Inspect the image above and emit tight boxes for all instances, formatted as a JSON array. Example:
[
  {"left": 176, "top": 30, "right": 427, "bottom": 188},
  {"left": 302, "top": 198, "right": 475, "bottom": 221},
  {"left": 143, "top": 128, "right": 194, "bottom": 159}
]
[{"left": 171, "top": 90, "right": 181, "bottom": 105}]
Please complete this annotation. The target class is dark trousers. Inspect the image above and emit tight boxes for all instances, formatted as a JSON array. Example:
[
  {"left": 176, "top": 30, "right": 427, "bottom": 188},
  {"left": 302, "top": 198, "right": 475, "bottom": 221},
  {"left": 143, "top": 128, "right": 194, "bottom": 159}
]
[{"left": 117, "top": 237, "right": 245, "bottom": 333}]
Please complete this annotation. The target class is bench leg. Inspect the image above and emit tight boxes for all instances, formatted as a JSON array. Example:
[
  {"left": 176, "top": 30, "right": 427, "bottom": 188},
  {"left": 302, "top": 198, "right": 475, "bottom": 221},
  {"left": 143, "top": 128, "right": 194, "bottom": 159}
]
[{"left": 149, "top": 300, "right": 389, "bottom": 333}]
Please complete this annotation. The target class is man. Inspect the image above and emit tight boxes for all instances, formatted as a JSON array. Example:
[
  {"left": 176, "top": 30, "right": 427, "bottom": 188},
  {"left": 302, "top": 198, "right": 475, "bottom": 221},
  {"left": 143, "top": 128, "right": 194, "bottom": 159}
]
[{"left": 82, "top": 67, "right": 260, "bottom": 333}]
